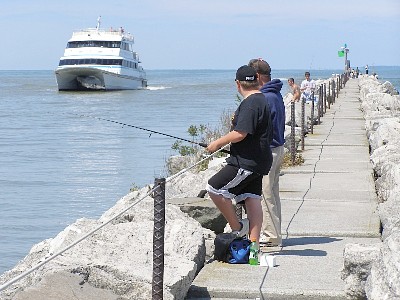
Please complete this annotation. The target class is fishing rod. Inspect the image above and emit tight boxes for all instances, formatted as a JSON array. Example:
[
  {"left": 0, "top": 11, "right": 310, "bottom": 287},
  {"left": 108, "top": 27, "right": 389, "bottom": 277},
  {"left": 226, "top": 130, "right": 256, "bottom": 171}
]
[{"left": 74, "top": 113, "right": 231, "bottom": 154}]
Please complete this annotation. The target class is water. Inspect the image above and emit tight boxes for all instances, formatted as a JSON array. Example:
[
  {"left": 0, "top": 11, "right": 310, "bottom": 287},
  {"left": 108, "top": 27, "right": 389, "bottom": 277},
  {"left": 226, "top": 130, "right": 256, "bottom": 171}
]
[{"left": 0, "top": 67, "right": 398, "bottom": 275}]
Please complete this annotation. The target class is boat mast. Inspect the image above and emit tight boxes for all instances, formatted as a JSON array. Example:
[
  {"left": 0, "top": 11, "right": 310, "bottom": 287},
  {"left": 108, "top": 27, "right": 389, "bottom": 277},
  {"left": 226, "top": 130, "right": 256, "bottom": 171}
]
[{"left": 96, "top": 16, "right": 101, "bottom": 31}]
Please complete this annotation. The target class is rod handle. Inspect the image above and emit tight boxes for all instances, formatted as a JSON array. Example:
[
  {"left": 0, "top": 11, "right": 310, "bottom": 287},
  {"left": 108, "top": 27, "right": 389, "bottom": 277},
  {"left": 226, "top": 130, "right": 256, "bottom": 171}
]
[{"left": 198, "top": 143, "right": 230, "bottom": 154}]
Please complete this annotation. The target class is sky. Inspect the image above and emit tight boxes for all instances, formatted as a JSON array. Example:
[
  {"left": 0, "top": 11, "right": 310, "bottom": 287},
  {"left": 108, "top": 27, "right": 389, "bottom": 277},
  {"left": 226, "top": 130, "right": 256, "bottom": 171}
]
[{"left": 0, "top": 0, "right": 399, "bottom": 70}]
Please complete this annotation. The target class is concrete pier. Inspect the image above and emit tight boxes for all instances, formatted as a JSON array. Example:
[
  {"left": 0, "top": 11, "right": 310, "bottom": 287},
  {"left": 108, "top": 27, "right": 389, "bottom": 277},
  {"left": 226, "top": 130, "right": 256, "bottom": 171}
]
[{"left": 186, "top": 79, "right": 381, "bottom": 299}]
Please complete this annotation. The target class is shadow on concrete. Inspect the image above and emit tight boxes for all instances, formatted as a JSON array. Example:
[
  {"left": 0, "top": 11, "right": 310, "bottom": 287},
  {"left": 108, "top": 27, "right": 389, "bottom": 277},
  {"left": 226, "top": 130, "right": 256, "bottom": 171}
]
[
  {"left": 277, "top": 249, "right": 327, "bottom": 257},
  {"left": 283, "top": 236, "right": 342, "bottom": 246},
  {"left": 185, "top": 286, "right": 211, "bottom": 299}
]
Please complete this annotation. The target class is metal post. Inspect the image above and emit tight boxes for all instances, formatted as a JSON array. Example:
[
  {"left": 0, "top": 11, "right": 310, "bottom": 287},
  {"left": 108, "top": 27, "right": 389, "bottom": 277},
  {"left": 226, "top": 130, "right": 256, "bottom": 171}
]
[
  {"left": 301, "top": 96, "right": 305, "bottom": 151},
  {"left": 152, "top": 178, "right": 166, "bottom": 300},
  {"left": 337, "top": 77, "right": 340, "bottom": 97},
  {"left": 291, "top": 101, "right": 296, "bottom": 164},
  {"left": 318, "top": 86, "right": 321, "bottom": 123},
  {"left": 310, "top": 91, "right": 314, "bottom": 134},
  {"left": 235, "top": 204, "right": 243, "bottom": 219},
  {"left": 328, "top": 81, "right": 331, "bottom": 109},
  {"left": 324, "top": 83, "right": 327, "bottom": 113}
]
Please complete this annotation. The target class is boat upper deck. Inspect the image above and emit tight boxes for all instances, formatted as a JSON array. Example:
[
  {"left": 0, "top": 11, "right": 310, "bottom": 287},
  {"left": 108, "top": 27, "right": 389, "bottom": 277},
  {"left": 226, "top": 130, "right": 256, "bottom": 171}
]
[{"left": 70, "top": 28, "right": 134, "bottom": 42}]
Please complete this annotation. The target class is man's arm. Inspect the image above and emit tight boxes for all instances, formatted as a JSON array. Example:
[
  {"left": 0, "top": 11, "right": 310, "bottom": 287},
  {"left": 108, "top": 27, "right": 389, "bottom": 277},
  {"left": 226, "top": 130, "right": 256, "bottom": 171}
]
[
  {"left": 206, "top": 130, "right": 247, "bottom": 153},
  {"left": 300, "top": 81, "right": 306, "bottom": 92}
]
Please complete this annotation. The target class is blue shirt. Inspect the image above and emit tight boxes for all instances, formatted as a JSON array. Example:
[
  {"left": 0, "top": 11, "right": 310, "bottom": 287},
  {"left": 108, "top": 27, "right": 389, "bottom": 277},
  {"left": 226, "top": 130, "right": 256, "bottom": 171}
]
[{"left": 260, "top": 79, "right": 285, "bottom": 148}]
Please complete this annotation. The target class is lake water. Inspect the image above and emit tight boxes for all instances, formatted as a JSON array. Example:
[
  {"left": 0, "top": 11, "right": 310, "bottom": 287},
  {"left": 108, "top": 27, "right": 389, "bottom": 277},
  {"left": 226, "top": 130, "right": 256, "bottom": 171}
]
[{"left": 0, "top": 66, "right": 398, "bottom": 274}]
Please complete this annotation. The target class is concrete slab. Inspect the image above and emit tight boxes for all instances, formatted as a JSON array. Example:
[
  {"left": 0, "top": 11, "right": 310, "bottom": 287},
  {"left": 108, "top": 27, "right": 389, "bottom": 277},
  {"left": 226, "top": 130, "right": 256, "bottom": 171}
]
[
  {"left": 279, "top": 171, "right": 374, "bottom": 199},
  {"left": 280, "top": 188, "right": 377, "bottom": 202},
  {"left": 279, "top": 172, "right": 375, "bottom": 194},
  {"left": 311, "top": 172, "right": 376, "bottom": 192},
  {"left": 317, "top": 145, "right": 371, "bottom": 161},
  {"left": 281, "top": 200, "right": 380, "bottom": 237},
  {"left": 186, "top": 237, "right": 382, "bottom": 300},
  {"left": 315, "top": 161, "right": 373, "bottom": 173},
  {"left": 306, "top": 134, "right": 368, "bottom": 146}
]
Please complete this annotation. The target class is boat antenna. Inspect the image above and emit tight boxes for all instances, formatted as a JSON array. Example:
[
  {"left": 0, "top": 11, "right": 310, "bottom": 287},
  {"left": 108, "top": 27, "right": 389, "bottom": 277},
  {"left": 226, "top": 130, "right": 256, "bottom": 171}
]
[
  {"left": 75, "top": 113, "right": 230, "bottom": 154},
  {"left": 96, "top": 16, "right": 101, "bottom": 31}
]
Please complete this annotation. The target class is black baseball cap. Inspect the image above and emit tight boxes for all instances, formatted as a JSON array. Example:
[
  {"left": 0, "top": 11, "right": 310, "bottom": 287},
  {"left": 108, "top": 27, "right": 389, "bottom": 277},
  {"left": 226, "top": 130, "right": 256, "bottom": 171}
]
[{"left": 235, "top": 65, "right": 258, "bottom": 81}]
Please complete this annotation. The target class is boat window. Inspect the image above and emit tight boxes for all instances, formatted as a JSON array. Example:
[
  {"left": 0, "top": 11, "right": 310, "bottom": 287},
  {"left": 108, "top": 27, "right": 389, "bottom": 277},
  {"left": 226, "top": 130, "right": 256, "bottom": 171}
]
[
  {"left": 119, "top": 60, "right": 139, "bottom": 69},
  {"left": 121, "top": 42, "right": 131, "bottom": 51},
  {"left": 59, "top": 59, "right": 123, "bottom": 66},
  {"left": 67, "top": 41, "right": 121, "bottom": 48}
]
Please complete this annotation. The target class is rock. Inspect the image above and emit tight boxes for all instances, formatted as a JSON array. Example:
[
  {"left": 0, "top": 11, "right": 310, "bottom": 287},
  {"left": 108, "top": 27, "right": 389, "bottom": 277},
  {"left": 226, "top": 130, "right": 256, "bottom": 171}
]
[
  {"left": 367, "top": 117, "right": 400, "bottom": 153},
  {"left": 379, "top": 192, "right": 400, "bottom": 239},
  {"left": 370, "top": 144, "right": 400, "bottom": 177},
  {"left": 0, "top": 190, "right": 206, "bottom": 300},
  {"left": 341, "top": 243, "right": 381, "bottom": 300},
  {"left": 365, "top": 228, "right": 400, "bottom": 299},
  {"left": 361, "top": 93, "right": 400, "bottom": 118},
  {"left": 357, "top": 77, "right": 400, "bottom": 298},
  {"left": 374, "top": 163, "right": 400, "bottom": 201},
  {"left": 167, "top": 196, "right": 227, "bottom": 234}
]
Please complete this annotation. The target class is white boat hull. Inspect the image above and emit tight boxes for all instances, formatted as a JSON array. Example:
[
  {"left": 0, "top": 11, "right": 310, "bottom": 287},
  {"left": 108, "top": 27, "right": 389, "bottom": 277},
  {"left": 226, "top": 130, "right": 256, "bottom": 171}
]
[{"left": 55, "top": 67, "right": 147, "bottom": 91}]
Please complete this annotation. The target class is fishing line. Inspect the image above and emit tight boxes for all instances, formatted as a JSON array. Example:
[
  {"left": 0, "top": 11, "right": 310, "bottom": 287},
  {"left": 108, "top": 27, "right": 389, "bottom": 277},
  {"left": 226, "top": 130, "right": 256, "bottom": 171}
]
[{"left": 73, "top": 113, "right": 231, "bottom": 154}]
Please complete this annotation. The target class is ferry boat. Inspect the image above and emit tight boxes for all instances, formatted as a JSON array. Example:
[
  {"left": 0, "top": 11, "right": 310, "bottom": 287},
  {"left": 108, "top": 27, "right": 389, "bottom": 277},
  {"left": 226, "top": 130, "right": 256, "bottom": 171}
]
[{"left": 55, "top": 18, "right": 147, "bottom": 90}]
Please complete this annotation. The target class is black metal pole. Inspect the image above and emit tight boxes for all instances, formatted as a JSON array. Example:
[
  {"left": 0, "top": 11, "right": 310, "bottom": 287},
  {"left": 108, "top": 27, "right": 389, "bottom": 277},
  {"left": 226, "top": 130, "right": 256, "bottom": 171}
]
[
  {"left": 310, "top": 91, "right": 315, "bottom": 134},
  {"left": 328, "top": 81, "right": 331, "bottom": 109},
  {"left": 318, "top": 86, "right": 321, "bottom": 124},
  {"left": 235, "top": 204, "right": 243, "bottom": 220},
  {"left": 152, "top": 178, "right": 166, "bottom": 300},
  {"left": 301, "top": 96, "right": 305, "bottom": 151},
  {"left": 291, "top": 101, "right": 296, "bottom": 164},
  {"left": 324, "top": 83, "right": 327, "bottom": 113}
]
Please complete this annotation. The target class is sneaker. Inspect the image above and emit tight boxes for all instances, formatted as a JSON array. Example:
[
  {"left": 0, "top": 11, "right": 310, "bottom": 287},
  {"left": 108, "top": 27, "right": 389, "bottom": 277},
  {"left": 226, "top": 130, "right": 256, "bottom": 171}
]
[
  {"left": 232, "top": 218, "right": 249, "bottom": 238},
  {"left": 259, "top": 232, "right": 270, "bottom": 244},
  {"left": 259, "top": 232, "right": 281, "bottom": 247}
]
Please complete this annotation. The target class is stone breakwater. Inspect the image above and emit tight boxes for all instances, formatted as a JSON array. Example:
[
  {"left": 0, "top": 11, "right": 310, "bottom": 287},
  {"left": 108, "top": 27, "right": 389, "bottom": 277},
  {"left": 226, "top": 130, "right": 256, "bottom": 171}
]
[
  {"left": 341, "top": 76, "right": 400, "bottom": 299},
  {"left": 0, "top": 187, "right": 213, "bottom": 299}
]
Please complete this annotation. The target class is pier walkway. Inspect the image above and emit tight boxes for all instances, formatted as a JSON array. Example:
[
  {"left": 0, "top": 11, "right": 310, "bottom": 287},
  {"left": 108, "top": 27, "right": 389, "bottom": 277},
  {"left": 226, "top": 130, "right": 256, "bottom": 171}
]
[{"left": 186, "top": 78, "right": 382, "bottom": 299}]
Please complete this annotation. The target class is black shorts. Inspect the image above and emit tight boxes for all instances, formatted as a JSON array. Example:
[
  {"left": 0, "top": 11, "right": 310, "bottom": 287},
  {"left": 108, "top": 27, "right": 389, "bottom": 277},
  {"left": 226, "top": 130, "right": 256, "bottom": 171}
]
[{"left": 206, "top": 164, "right": 262, "bottom": 204}]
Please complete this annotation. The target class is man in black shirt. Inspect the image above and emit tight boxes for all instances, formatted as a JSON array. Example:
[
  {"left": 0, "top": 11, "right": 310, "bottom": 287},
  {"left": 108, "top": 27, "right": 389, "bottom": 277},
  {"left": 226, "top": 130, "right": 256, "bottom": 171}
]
[{"left": 206, "top": 65, "right": 273, "bottom": 244}]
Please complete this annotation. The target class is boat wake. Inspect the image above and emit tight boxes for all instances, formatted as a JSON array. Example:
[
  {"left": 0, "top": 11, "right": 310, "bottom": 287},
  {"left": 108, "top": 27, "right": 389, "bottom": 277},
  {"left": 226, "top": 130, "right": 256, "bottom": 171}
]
[{"left": 146, "top": 86, "right": 170, "bottom": 91}]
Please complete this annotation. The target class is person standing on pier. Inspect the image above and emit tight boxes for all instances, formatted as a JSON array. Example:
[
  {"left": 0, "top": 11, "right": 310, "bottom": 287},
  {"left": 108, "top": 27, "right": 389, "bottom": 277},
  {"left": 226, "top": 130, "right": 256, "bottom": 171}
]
[
  {"left": 300, "top": 71, "right": 316, "bottom": 102},
  {"left": 206, "top": 65, "right": 273, "bottom": 244},
  {"left": 248, "top": 58, "right": 285, "bottom": 247},
  {"left": 288, "top": 78, "right": 301, "bottom": 102}
]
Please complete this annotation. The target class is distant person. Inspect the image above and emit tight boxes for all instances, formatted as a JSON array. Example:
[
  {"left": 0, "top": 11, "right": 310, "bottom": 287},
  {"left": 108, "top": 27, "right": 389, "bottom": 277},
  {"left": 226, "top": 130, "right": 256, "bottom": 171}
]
[
  {"left": 365, "top": 65, "right": 369, "bottom": 75},
  {"left": 206, "top": 65, "right": 273, "bottom": 244},
  {"left": 356, "top": 67, "right": 359, "bottom": 78},
  {"left": 248, "top": 58, "right": 285, "bottom": 247},
  {"left": 288, "top": 78, "right": 301, "bottom": 102},
  {"left": 300, "top": 71, "right": 316, "bottom": 102}
]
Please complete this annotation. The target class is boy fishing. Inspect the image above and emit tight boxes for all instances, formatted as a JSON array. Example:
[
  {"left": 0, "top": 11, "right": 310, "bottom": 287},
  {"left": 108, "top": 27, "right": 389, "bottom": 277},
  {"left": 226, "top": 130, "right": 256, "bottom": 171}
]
[{"left": 206, "top": 65, "right": 273, "bottom": 244}]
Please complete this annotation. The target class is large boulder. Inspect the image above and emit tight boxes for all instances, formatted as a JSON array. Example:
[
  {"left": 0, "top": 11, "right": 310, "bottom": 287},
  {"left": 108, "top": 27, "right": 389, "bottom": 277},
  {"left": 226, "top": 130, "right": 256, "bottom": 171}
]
[
  {"left": 341, "top": 243, "right": 380, "bottom": 300},
  {"left": 365, "top": 228, "right": 400, "bottom": 300},
  {"left": 361, "top": 93, "right": 400, "bottom": 118},
  {"left": 372, "top": 117, "right": 400, "bottom": 150},
  {"left": 357, "top": 76, "right": 400, "bottom": 299},
  {"left": 0, "top": 190, "right": 207, "bottom": 300}
]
